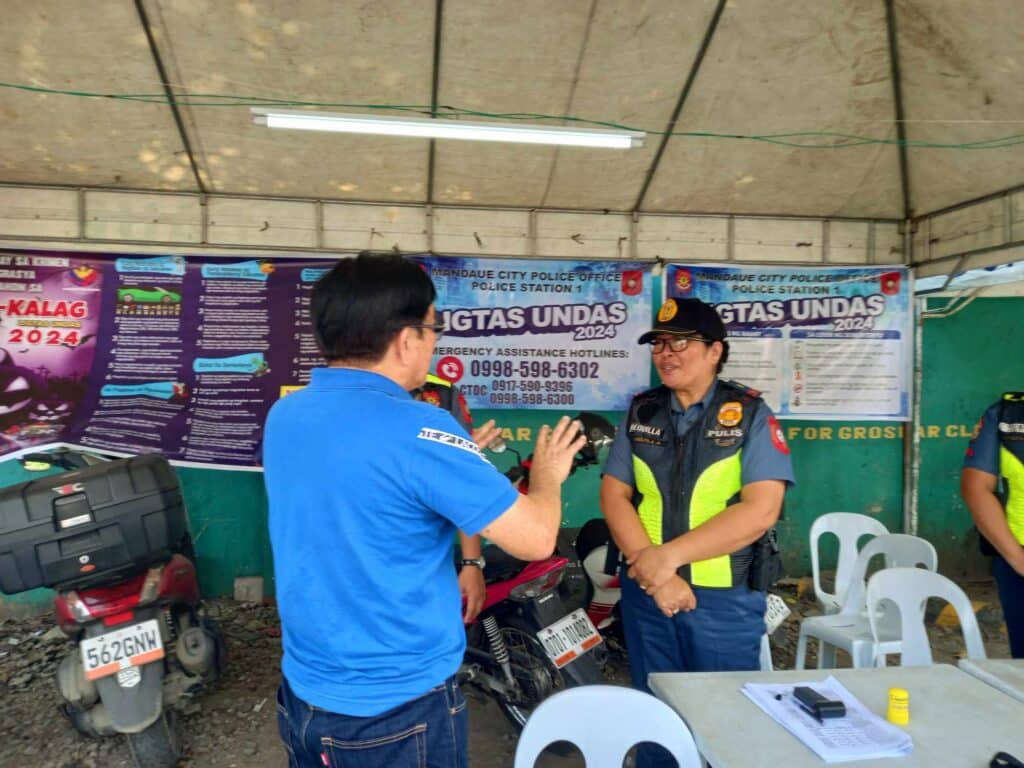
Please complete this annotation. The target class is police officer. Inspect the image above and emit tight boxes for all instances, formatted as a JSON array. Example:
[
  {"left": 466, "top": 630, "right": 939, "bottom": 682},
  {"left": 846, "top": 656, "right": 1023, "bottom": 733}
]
[
  {"left": 961, "top": 391, "right": 1024, "bottom": 659},
  {"left": 600, "top": 297, "right": 794, "bottom": 767},
  {"left": 412, "top": 373, "right": 502, "bottom": 623}
]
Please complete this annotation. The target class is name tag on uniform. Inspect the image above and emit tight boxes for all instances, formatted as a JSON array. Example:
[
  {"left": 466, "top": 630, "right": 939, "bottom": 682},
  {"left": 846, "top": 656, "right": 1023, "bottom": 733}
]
[{"left": 628, "top": 422, "right": 666, "bottom": 445}]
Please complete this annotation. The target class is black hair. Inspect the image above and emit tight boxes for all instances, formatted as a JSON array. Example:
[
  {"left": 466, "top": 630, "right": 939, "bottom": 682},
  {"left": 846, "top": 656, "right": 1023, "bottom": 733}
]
[
  {"left": 717, "top": 340, "right": 730, "bottom": 374},
  {"left": 311, "top": 252, "right": 436, "bottom": 363}
]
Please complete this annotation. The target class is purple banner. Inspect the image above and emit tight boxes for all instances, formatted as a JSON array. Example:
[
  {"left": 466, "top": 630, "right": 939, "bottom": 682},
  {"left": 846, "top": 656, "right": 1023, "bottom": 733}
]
[{"left": 0, "top": 249, "right": 331, "bottom": 469}]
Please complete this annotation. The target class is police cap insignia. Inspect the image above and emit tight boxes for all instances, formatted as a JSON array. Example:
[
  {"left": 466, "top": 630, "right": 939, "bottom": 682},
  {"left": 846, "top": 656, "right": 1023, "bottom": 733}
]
[{"left": 657, "top": 299, "right": 678, "bottom": 323}]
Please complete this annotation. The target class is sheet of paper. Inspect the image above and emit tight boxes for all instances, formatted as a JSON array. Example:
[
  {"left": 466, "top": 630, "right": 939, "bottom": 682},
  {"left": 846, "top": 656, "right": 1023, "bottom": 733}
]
[{"left": 741, "top": 677, "right": 913, "bottom": 763}]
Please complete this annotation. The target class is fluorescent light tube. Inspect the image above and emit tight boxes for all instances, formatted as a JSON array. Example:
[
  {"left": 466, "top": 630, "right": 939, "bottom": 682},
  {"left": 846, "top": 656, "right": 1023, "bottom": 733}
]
[{"left": 251, "top": 109, "right": 644, "bottom": 149}]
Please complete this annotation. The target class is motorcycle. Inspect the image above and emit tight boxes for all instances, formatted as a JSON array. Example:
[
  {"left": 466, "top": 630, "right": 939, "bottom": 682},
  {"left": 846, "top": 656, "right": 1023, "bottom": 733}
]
[
  {"left": 458, "top": 413, "right": 616, "bottom": 728},
  {"left": 5, "top": 448, "right": 225, "bottom": 768}
]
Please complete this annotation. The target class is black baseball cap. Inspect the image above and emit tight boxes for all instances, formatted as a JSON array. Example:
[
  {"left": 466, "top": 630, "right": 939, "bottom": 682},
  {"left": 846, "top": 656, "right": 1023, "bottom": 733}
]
[{"left": 638, "top": 297, "right": 727, "bottom": 344}]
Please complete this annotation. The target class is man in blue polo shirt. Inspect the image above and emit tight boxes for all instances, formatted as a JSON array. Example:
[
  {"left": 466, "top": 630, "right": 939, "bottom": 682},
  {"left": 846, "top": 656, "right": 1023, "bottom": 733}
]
[
  {"left": 264, "top": 252, "right": 585, "bottom": 768},
  {"left": 600, "top": 297, "right": 794, "bottom": 768}
]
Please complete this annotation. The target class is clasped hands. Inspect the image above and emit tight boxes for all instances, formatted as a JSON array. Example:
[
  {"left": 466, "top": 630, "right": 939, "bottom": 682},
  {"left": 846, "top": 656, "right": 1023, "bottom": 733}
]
[{"left": 627, "top": 545, "right": 697, "bottom": 618}]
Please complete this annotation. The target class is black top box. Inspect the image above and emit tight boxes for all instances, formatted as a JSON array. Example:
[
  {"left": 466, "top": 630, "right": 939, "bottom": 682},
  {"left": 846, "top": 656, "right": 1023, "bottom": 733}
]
[{"left": 0, "top": 454, "right": 188, "bottom": 594}]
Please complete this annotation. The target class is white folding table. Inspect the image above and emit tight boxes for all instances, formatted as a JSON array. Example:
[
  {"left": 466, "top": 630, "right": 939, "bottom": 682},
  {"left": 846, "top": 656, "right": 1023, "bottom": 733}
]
[
  {"left": 959, "top": 658, "right": 1024, "bottom": 704},
  {"left": 650, "top": 664, "right": 1024, "bottom": 767}
]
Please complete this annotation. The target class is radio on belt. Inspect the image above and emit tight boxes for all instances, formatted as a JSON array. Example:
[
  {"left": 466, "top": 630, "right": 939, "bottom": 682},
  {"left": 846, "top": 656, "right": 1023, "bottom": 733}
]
[{"left": 793, "top": 685, "right": 846, "bottom": 721}]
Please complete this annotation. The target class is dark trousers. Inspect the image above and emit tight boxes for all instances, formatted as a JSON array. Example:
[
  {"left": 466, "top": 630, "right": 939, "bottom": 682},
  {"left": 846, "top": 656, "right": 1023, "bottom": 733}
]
[
  {"left": 620, "top": 565, "right": 765, "bottom": 768},
  {"left": 994, "top": 552, "right": 1024, "bottom": 659},
  {"left": 276, "top": 675, "right": 468, "bottom": 768}
]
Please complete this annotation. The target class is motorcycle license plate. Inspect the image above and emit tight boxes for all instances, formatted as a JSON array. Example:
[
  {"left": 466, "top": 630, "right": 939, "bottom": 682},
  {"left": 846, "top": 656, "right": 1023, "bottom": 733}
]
[
  {"left": 80, "top": 619, "right": 164, "bottom": 681},
  {"left": 536, "top": 608, "right": 602, "bottom": 668}
]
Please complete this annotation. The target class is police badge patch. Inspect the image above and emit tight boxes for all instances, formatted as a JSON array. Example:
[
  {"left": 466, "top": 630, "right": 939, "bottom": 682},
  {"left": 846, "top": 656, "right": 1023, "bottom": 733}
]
[{"left": 718, "top": 401, "right": 742, "bottom": 427}]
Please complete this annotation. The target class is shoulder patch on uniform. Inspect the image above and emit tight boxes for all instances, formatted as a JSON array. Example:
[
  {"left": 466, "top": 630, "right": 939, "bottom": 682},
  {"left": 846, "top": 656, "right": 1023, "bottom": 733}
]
[
  {"left": 417, "top": 428, "right": 485, "bottom": 458},
  {"left": 768, "top": 415, "right": 789, "bottom": 455}
]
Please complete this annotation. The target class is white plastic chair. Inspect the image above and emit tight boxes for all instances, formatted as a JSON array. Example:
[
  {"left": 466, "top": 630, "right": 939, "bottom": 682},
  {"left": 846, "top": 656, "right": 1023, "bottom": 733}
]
[
  {"left": 513, "top": 685, "right": 702, "bottom": 768},
  {"left": 795, "top": 533, "right": 937, "bottom": 669},
  {"left": 760, "top": 593, "right": 793, "bottom": 671},
  {"left": 810, "top": 512, "right": 889, "bottom": 614},
  {"left": 759, "top": 633, "right": 773, "bottom": 671},
  {"left": 866, "top": 567, "right": 987, "bottom": 667}
]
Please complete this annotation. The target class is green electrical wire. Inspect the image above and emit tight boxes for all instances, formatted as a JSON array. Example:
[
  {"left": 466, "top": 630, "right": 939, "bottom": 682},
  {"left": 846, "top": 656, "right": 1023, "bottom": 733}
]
[{"left": 1, "top": 80, "right": 1022, "bottom": 150}]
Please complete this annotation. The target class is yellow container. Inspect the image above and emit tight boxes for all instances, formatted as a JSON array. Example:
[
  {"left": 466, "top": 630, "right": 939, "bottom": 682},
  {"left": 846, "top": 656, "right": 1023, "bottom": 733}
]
[{"left": 887, "top": 687, "right": 909, "bottom": 725}]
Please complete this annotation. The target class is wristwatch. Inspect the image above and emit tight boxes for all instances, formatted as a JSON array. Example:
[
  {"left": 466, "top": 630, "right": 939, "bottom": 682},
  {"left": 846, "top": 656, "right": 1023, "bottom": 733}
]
[{"left": 460, "top": 557, "right": 486, "bottom": 569}]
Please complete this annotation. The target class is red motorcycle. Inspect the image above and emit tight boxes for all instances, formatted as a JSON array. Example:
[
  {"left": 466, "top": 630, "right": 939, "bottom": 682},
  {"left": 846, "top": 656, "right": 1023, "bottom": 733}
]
[
  {"left": 0, "top": 449, "right": 224, "bottom": 768},
  {"left": 459, "top": 413, "right": 615, "bottom": 727}
]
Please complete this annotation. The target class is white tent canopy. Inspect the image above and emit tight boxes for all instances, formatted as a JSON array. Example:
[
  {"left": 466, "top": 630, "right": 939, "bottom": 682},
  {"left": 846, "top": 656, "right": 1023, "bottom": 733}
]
[{"left": 0, "top": 1, "right": 1021, "bottom": 279}]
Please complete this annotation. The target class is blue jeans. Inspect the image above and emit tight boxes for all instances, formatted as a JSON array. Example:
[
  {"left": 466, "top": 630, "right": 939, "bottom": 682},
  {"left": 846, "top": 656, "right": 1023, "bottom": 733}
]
[
  {"left": 994, "top": 552, "right": 1024, "bottom": 659},
  {"left": 276, "top": 675, "right": 468, "bottom": 768},
  {"left": 620, "top": 565, "right": 765, "bottom": 768}
]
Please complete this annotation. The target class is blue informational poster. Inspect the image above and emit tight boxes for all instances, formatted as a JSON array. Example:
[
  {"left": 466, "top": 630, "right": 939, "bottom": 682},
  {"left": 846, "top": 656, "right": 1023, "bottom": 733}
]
[
  {"left": 665, "top": 264, "right": 912, "bottom": 421},
  {"left": 417, "top": 256, "right": 653, "bottom": 411}
]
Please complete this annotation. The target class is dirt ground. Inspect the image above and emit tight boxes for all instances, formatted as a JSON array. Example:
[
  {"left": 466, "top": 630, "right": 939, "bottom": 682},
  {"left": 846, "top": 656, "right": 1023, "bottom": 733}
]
[{"left": 0, "top": 578, "right": 1011, "bottom": 768}]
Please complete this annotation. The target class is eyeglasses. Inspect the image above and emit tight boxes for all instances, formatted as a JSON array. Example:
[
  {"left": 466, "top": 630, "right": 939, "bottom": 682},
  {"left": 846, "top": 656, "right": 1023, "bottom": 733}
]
[
  {"left": 409, "top": 321, "right": 446, "bottom": 338},
  {"left": 648, "top": 336, "right": 707, "bottom": 353}
]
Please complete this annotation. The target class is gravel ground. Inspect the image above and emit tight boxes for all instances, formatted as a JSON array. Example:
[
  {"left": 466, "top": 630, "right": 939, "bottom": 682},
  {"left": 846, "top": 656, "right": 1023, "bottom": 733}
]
[{"left": 0, "top": 578, "right": 1011, "bottom": 768}]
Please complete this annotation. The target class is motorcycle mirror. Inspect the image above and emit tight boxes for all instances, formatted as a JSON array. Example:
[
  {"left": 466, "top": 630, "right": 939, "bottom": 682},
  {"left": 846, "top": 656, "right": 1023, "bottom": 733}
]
[
  {"left": 19, "top": 453, "right": 56, "bottom": 471},
  {"left": 18, "top": 448, "right": 111, "bottom": 472},
  {"left": 574, "top": 412, "right": 617, "bottom": 464}
]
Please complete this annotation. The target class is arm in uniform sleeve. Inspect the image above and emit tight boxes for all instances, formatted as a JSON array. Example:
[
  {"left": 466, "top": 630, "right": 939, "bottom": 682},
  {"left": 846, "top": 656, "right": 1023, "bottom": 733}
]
[
  {"left": 628, "top": 403, "right": 792, "bottom": 589},
  {"left": 961, "top": 402, "right": 1024, "bottom": 574},
  {"left": 600, "top": 413, "right": 656, "bottom": 561}
]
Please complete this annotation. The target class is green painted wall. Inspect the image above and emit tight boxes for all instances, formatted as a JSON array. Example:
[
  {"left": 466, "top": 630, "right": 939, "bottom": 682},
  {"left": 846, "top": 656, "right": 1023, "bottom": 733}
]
[{"left": 917, "top": 296, "right": 1024, "bottom": 578}]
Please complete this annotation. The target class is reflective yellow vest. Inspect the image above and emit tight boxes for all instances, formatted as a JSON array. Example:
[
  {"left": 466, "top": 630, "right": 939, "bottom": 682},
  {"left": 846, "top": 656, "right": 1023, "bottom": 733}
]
[
  {"left": 626, "top": 380, "right": 762, "bottom": 588},
  {"left": 998, "top": 392, "right": 1024, "bottom": 545}
]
